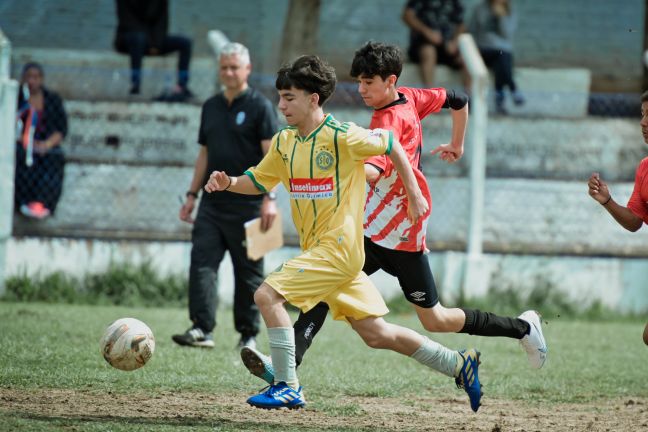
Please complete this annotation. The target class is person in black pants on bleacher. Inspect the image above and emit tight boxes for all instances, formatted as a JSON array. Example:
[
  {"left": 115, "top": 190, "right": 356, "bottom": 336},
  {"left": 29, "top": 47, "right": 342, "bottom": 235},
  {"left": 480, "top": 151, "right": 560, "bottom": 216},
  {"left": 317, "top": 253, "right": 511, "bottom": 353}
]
[{"left": 113, "top": 0, "right": 193, "bottom": 102}]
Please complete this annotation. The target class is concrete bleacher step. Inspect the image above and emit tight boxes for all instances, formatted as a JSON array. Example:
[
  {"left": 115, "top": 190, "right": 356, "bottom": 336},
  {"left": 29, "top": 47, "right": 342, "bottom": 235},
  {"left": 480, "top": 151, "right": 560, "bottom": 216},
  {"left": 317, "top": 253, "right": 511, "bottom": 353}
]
[
  {"left": 398, "top": 63, "right": 592, "bottom": 119},
  {"left": 62, "top": 100, "right": 200, "bottom": 166},
  {"left": 11, "top": 48, "right": 218, "bottom": 103},
  {"left": 12, "top": 48, "right": 591, "bottom": 118},
  {"left": 332, "top": 107, "right": 643, "bottom": 182},
  {"left": 13, "top": 100, "right": 644, "bottom": 250},
  {"left": 59, "top": 100, "right": 643, "bottom": 182}
]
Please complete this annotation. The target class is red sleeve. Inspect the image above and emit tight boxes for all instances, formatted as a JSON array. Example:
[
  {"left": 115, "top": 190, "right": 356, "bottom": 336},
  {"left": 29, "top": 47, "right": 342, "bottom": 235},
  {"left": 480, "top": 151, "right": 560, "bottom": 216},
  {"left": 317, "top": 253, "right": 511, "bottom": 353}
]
[
  {"left": 627, "top": 158, "right": 648, "bottom": 224},
  {"left": 365, "top": 110, "right": 404, "bottom": 172},
  {"left": 400, "top": 87, "right": 447, "bottom": 119}
]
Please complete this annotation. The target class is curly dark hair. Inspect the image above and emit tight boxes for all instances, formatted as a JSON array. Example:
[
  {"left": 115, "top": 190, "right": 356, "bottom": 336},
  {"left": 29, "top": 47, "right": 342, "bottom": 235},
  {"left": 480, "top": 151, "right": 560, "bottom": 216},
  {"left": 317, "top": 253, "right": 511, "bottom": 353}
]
[
  {"left": 642, "top": 91, "right": 648, "bottom": 103},
  {"left": 350, "top": 41, "right": 403, "bottom": 80},
  {"left": 275, "top": 55, "right": 337, "bottom": 106}
]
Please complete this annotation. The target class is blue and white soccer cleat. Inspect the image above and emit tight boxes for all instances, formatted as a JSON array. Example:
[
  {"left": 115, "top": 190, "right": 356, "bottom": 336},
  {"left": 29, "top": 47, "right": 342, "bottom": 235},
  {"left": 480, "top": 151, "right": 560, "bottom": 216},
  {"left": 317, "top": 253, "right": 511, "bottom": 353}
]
[
  {"left": 518, "top": 310, "right": 548, "bottom": 369},
  {"left": 455, "top": 349, "right": 483, "bottom": 413},
  {"left": 240, "top": 346, "right": 275, "bottom": 385},
  {"left": 246, "top": 381, "right": 306, "bottom": 409}
]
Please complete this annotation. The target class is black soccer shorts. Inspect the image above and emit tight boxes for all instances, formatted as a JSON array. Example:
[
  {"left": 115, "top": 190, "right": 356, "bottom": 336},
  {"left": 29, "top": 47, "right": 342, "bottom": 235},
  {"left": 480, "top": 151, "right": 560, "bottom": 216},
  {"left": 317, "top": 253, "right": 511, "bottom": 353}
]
[{"left": 362, "top": 236, "right": 439, "bottom": 308}]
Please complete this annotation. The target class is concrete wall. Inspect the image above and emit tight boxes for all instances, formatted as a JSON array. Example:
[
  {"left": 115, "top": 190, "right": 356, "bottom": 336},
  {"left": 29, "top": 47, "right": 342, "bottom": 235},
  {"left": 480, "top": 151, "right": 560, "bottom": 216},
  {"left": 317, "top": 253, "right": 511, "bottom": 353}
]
[
  {"left": 0, "top": 0, "right": 644, "bottom": 91},
  {"left": 6, "top": 239, "right": 648, "bottom": 313}
]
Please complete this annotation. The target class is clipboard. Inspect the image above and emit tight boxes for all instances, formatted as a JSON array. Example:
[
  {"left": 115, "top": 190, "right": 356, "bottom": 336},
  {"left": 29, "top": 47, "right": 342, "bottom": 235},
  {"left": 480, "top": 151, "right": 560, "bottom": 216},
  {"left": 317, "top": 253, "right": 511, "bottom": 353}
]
[{"left": 244, "top": 211, "right": 284, "bottom": 260}]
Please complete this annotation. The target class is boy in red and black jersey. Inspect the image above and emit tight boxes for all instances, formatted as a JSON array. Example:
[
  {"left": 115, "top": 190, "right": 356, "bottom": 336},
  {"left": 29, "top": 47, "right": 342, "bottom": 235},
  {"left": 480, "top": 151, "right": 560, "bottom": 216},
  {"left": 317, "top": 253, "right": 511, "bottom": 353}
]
[{"left": 588, "top": 91, "right": 648, "bottom": 345}]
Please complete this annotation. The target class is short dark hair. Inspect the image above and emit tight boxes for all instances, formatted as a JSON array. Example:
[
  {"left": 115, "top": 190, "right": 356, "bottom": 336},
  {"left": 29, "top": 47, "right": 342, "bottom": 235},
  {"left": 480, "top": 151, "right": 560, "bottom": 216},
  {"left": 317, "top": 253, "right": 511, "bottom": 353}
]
[
  {"left": 350, "top": 41, "right": 403, "bottom": 80},
  {"left": 276, "top": 55, "right": 337, "bottom": 106},
  {"left": 641, "top": 91, "right": 648, "bottom": 103}
]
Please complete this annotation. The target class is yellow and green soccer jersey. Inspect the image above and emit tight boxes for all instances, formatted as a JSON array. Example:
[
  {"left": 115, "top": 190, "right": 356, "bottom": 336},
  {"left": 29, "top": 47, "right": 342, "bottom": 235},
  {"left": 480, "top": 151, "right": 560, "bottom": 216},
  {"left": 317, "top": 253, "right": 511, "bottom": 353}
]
[{"left": 245, "top": 113, "right": 393, "bottom": 274}]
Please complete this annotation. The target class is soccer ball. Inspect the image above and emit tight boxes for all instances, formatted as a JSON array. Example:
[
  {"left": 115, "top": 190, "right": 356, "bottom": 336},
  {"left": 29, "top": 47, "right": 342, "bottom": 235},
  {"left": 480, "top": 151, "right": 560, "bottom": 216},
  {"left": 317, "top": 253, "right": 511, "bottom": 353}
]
[{"left": 100, "top": 318, "right": 155, "bottom": 371}]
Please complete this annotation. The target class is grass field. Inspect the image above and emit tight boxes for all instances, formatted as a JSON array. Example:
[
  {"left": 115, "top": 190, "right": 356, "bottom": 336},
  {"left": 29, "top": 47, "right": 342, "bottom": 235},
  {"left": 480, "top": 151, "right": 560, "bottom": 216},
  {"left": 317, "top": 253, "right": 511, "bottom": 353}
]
[{"left": 1, "top": 302, "right": 647, "bottom": 431}]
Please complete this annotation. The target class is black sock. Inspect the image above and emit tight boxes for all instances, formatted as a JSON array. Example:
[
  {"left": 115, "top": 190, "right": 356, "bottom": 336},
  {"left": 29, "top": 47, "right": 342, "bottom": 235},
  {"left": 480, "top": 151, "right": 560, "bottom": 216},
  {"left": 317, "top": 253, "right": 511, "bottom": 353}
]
[
  {"left": 294, "top": 302, "right": 329, "bottom": 367},
  {"left": 460, "top": 308, "right": 529, "bottom": 339}
]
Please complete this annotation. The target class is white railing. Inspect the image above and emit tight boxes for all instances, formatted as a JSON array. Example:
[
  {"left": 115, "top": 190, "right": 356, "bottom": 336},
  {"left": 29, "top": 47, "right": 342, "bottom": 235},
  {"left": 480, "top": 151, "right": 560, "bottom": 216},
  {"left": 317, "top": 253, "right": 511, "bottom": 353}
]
[
  {"left": 0, "top": 28, "right": 19, "bottom": 296},
  {"left": 458, "top": 34, "right": 489, "bottom": 296}
]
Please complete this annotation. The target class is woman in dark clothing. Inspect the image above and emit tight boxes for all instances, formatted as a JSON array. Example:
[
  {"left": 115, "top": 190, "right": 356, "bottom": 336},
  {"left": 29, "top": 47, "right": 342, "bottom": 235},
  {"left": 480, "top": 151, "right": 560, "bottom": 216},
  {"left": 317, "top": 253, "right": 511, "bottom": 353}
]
[{"left": 15, "top": 62, "right": 67, "bottom": 219}]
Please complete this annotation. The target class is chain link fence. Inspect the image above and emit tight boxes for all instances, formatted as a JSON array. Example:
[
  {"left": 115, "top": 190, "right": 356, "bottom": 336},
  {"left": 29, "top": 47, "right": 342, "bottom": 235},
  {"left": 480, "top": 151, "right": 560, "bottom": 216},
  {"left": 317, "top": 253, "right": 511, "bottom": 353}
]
[{"left": 5, "top": 51, "right": 648, "bottom": 256}]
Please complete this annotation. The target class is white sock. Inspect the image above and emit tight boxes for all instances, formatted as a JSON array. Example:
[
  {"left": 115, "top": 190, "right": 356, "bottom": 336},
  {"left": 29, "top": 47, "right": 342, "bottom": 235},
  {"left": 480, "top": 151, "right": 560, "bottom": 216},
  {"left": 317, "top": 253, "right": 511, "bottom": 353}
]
[
  {"left": 410, "top": 337, "right": 461, "bottom": 378},
  {"left": 267, "top": 327, "right": 299, "bottom": 390}
]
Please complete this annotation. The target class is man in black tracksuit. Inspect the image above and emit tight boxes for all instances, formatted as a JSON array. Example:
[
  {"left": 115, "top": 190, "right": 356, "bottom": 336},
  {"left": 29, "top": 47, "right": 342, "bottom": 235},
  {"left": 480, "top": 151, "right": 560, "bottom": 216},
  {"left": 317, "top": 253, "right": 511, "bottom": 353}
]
[{"left": 172, "top": 42, "right": 278, "bottom": 349}]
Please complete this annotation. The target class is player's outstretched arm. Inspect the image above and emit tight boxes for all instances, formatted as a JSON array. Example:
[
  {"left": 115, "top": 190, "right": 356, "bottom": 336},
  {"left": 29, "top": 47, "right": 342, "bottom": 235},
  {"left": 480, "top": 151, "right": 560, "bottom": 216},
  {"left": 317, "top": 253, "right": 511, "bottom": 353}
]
[
  {"left": 431, "top": 94, "right": 468, "bottom": 163},
  {"left": 204, "top": 171, "right": 263, "bottom": 195},
  {"left": 387, "top": 140, "right": 428, "bottom": 223},
  {"left": 588, "top": 172, "right": 642, "bottom": 232},
  {"left": 448, "top": 102, "right": 468, "bottom": 156}
]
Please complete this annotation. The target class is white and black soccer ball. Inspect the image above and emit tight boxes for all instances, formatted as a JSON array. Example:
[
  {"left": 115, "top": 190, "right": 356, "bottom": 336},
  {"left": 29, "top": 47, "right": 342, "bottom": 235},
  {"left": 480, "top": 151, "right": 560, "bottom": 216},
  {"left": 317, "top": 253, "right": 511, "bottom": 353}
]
[{"left": 100, "top": 318, "right": 155, "bottom": 371}]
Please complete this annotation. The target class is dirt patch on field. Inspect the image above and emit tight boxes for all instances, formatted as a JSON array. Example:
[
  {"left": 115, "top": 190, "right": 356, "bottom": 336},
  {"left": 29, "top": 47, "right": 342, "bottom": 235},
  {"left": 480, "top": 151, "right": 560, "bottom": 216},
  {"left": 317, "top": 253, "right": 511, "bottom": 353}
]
[{"left": 1, "top": 388, "right": 647, "bottom": 431}]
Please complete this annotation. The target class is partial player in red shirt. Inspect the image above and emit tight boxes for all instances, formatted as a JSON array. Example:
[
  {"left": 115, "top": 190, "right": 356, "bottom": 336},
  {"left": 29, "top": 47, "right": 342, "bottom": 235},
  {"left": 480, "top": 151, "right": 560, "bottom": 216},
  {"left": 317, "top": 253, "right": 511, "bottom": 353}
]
[
  {"left": 588, "top": 91, "right": 648, "bottom": 345},
  {"left": 241, "top": 42, "right": 548, "bottom": 391}
]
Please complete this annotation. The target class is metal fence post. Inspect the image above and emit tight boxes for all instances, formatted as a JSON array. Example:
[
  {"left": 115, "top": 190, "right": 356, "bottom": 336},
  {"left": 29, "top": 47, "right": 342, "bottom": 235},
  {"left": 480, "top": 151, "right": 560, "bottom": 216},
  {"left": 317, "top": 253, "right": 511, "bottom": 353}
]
[
  {"left": 458, "top": 34, "right": 489, "bottom": 296},
  {"left": 0, "top": 28, "right": 18, "bottom": 296}
]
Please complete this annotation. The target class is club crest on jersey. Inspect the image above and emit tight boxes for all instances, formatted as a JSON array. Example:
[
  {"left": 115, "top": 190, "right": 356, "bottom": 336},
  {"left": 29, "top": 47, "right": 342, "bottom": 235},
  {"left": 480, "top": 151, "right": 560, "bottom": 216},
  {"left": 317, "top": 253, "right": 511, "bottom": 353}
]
[
  {"left": 290, "top": 177, "right": 334, "bottom": 199},
  {"left": 315, "top": 150, "right": 334, "bottom": 171}
]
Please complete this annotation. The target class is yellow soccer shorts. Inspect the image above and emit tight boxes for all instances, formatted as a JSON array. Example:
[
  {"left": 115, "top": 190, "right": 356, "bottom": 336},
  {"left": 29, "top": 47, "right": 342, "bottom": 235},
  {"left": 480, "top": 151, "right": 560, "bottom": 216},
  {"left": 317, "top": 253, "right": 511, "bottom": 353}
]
[{"left": 264, "top": 247, "right": 389, "bottom": 322}]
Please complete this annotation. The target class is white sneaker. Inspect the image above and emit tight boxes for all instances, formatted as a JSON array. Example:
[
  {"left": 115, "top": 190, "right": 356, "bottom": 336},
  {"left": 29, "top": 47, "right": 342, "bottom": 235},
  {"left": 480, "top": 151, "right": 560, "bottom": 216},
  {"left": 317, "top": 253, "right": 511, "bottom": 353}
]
[
  {"left": 171, "top": 327, "right": 215, "bottom": 348},
  {"left": 518, "top": 310, "right": 547, "bottom": 369}
]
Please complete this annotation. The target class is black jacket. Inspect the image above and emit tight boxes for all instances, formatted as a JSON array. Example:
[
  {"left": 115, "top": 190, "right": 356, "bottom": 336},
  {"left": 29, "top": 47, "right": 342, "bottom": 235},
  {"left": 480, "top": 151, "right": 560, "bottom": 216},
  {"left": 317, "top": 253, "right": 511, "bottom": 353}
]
[{"left": 114, "top": 0, "right": 168, "bottom": 50}]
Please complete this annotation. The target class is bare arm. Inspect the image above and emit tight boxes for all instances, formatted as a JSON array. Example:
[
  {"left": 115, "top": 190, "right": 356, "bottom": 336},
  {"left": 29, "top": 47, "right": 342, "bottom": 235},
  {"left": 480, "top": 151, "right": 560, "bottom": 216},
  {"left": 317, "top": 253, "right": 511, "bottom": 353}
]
[
  {"left": 604, "top": 199, "right": 643, "bottom": 232},
  {"left": 430, "top": 103, "right": 468, "bottom": 163},
  {"left": 189, "top": 146, "right": 209, "bottom": 194},
  {"left": 179, "top": 146, "right": 209, "bottom": 223},
  {"left": 387, "top": 139, "right": 428, "bottom": 223},
  {"left": 449, "top": 104, "right": 468, "bottom": 154},
  {"left": 45, "top": 131, "right": 64, "bottom": 148},
  {"left": 402, "top": 7, "right": 442, "bottom": 45},
  {"left": 204, "top": 171, "right": 264, "bottom": 195},
  {"left": 587, "top": 172, "right": 643, "bottom": 232}
]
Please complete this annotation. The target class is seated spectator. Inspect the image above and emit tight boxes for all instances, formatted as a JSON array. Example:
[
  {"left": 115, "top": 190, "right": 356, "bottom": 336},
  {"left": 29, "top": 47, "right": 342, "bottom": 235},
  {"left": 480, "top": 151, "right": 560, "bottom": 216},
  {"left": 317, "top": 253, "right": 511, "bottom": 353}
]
[
  {"left": 113, "top": 0, "right": 193, "bottom": 102},
  {"left": 402, "top": 0, "right": 467, "bottom": 87},
  {"left": 15, "top": 63, "right": 67, "bottom": 220},
  {"left": 467, "top": 0, "right": 525, "bottom": 114}
]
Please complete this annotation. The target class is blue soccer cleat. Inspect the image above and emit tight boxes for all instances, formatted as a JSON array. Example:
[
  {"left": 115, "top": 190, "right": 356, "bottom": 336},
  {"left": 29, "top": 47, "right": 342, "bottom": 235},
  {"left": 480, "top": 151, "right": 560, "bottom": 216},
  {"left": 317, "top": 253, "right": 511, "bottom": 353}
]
[
  {"left": 455, "top": 349, "right": 483, "bottom": 412},
  {"left": 246, "top": 381, "right": 306, "bottom": 409},
  {"left": 240, "top": 346, "right": 275, "bottom": 385}
]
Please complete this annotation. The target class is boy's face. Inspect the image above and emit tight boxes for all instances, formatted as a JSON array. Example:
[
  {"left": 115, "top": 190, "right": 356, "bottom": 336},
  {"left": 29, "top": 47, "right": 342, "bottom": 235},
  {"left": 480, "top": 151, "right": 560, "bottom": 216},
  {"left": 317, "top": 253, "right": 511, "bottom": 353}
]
[
  {"left": 277, "top": 87, "right": 317, "bottom": 127},
  {"left": 356, "top": 74, "right": 396, "bottom": 109}
]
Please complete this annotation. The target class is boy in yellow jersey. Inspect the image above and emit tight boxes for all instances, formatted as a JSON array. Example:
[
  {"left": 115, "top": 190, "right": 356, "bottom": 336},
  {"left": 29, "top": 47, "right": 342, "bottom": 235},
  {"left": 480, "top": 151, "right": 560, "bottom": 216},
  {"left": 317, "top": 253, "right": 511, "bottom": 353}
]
[{"left": 204, "top": 55, "right": 483, "bottom": 412}]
